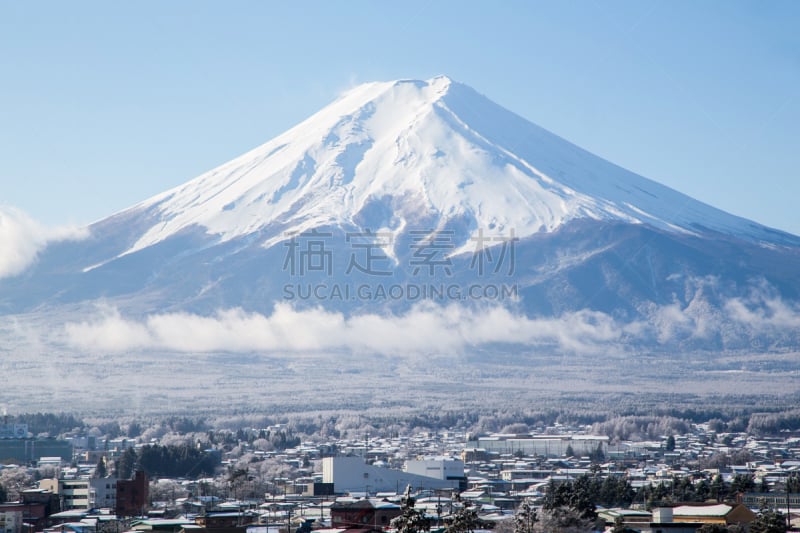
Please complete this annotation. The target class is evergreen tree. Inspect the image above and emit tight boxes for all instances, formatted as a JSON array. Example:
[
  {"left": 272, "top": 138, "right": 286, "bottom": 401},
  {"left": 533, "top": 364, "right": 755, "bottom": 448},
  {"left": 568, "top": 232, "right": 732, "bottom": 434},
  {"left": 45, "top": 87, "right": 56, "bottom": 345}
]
[
  {"left": 696, "top": 478, "right": 711, "bottom": 501},
  {"left": 569, "top": 475, "right": 597, "bottom": 520},
  {"left": 786, "top": 474, "right": 800, "bottom": 494},
  {"left": 116, "top": 447, "right": 137, "bottom": 479},
  {"left": 94, "top": 457, "right": 107, "bottom": 478},
  {"left": 665, "top": 435, "right": 676, "bottom": 451},
  {"left": 136, "top": 443, "right": 220, "bottom": 477},
  {"left": 749, "top": 501, "right": 786, "bottom": 533},
  {"left": 446, "top": 495, "right": 482, "bottom": 533},
  {"left": 542, "top": 476, "right": 596, "bottom": 521},
  {"left": 711, "top": 474, "right": 726, "bottom": 502},
  {"left": 615, "top": 477, "right": 636, "bottom": 507},
  {"left": 730, "top": 474, "right": 756, "bottom": 495},
  {"left": 391, "top": 487, "right": 431, "bottom": 533},
  {"left": 590, "top": 443, "right": 605, "bottom": 463},
  {"left": 599, "top": 477, "right": 616, "bottom": 507}
]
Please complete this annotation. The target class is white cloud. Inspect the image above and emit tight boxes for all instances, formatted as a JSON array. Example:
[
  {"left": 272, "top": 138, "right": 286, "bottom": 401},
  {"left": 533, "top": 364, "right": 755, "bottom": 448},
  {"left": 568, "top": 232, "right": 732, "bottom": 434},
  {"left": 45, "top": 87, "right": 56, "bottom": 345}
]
[
  {"left": 0, "top": 206, "right": 88, "bottom": 279},
  {"left": 725, "top": 288, "right": 800, "bottom": 332},
  {"left": 62, "top": 302, "right": 633, "bottom": 356},
  {"left": 57, "top": 279, "right": 800, "bottom": 356}
]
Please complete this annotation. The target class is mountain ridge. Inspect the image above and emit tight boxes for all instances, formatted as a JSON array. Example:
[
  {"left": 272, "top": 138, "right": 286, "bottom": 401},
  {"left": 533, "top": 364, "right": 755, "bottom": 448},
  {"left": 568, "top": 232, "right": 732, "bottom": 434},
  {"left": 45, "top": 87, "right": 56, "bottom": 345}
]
[{"left": 95, "top": 75, "right": 797, "bottom": 271}]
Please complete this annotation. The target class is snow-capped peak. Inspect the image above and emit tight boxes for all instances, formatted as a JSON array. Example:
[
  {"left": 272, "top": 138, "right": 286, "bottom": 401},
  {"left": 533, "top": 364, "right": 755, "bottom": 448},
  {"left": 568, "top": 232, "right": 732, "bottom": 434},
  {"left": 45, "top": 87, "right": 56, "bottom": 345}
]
[{"left": 112, "top": 76, "right": 796, "bottom": 259}]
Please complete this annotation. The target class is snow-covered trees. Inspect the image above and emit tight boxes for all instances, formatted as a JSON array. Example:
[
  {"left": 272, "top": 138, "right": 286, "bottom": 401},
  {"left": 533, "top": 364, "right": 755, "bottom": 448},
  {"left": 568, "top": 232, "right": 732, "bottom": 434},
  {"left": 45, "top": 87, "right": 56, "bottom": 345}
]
[
  {"left": 749, "top": 501, "right": 786, "bottom": 533},
  {"left": 513, "top": 499, "right": 537, "bottom": 533},
  {"left": 0, "top": 467, "right": 34, "bottom": 502},
  {"left": 445, "top": 496, "right": 482, "bottom": 533},
  {"left": 391, "top": 487, "right": 431, "bottom": 533}
]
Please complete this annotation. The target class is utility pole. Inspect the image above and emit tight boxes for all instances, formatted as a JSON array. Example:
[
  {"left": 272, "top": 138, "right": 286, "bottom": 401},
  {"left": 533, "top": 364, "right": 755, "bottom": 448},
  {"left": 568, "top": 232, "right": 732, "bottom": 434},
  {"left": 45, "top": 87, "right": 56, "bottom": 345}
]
[
  {"left": 437, "top": 491, "right": 442, "bottom": 527},
  {"left": 787, "top": 490, "right": 791, "bottom": 531}
]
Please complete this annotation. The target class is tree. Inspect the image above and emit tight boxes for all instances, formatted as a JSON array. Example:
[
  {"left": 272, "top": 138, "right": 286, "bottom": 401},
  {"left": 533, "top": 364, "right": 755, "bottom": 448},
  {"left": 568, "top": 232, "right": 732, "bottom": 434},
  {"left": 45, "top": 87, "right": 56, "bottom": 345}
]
[
  {"left": 786, "top": 473, "right": 800, "bottom": 494},
  {"left": 730, "top": 474, "right": 756, "bottom": 495},
  {"left": 493, "top": 519, "right": 516, "bottom": 533},
  {"left": 538, "top": 506, "right": 592, "bottom": 533},
  {"left": 711, "top": 525, "right": 747, "bottom": 533},
  {"left": 615, "top": 477, "right": 635, "bottom": 507},
  {"left": 0, "top": 467, "right": 34, "bottom": 502},
  {"left": 749, "top": 501, "right": 786, "bottom": 533},
  {"left": 665, "top": 435, "right": 676, "bottom": 451},
  {"left": 149, "top": 479, "right": 187, "bottom": 505},
  {"left": 391, "top": 486, "right": 431, "bottom": 533},
  {"left": 565, "top": 445, "right": 575, "bottom": 458},
  {"left": 127, "top": 421, "right": 143, "bottom": 438},
  {"left": 697, "top": 524, "right": 733, "bottom": 533},
  {"left": 446, "top": 494, "right": 482, "bottom": 533},
  {"left": 227, "top": 467, "right": 252, "bottom": 500},
  {"left": 542, "top": 476, "right": 597, "bottom": 521},
  {"left": 611, "top": 516, "right": 627, "bottom": 533},
  {"left": 116, "top": 447, "right": 137, "bottom": 479},
  {"left": 569, "top": 475, "right": 597, "bottom": 520},
  {"left": 710, "top": 474, "right": 727, "bottom": 502},
  {"left": 94, "top": 457, "right": 107, "bottom": 478},
  {"left": 135, "top": 443, "right": 220, "bottom": 478},
  {"left": 513, "top": 499, "right": 537, "bottom": 533},
  {"left": 696, "top": 478, "right": 711, "bottom": 501},
  {"left": 14, "top": 413, "right": 83, "bottom": 436},
  {"left": 589, "top": 443, "right": 605, "bottom": 463}
]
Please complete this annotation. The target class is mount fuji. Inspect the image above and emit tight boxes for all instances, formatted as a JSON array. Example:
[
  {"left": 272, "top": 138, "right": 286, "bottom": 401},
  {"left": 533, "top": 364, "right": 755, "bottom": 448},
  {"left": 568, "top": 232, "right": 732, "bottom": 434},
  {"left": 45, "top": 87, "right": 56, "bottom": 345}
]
[{"left": 3, "top": 76, "right": 800, "bottom": 361}]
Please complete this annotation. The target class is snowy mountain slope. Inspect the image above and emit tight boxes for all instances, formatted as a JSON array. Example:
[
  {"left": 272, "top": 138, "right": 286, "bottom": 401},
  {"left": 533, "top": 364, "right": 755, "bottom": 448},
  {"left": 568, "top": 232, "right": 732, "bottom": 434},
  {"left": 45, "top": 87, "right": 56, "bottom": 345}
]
[{"left": 106, "top": 75, "right": 797, "bottom": 268}]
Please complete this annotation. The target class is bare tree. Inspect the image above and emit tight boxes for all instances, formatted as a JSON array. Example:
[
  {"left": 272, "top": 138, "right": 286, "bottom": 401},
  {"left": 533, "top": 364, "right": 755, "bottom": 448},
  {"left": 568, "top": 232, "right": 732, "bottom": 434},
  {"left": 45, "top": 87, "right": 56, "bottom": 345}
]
[{"left": 513, "top": 499, "right": 537, "bottom": 533}]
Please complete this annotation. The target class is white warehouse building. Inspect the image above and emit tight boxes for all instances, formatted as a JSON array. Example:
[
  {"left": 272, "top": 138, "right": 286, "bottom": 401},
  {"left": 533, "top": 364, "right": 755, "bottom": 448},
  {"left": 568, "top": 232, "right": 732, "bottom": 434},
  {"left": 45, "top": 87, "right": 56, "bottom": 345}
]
[
  {"left": 404, "top": 457, "right": 466, "bottom": 483},
  {"left": 322, "top": 456, "right": 466, "bottom": 494},
  {"left": 467, "top": 434, "right": 609, "bottom": 457}
]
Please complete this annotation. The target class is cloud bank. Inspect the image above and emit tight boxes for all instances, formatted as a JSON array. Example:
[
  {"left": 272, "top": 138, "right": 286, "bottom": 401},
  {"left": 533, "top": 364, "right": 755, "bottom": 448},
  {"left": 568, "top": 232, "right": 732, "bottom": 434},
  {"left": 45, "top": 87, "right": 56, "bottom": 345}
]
[
  {"left": 0, "top": 206, "right": 88, "bottom": 279},
  {"left": 63, "top": 302, "right": 632, "bottom": 356},
  {"left": 61, "top": 285, "right": 800, "bottom": 356}
]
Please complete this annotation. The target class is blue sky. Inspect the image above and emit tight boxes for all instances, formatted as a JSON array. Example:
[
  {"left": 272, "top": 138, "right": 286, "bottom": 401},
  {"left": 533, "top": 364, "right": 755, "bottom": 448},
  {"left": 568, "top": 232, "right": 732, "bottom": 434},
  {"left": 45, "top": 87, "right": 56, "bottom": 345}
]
[{"left": 1, "top": 1, "right": 798, "bottom": 234}]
